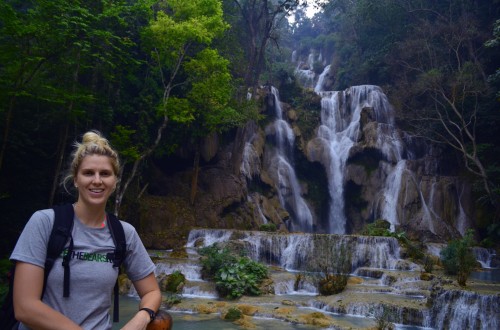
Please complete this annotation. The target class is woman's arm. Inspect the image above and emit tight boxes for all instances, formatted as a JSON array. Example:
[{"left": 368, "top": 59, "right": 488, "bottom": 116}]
[
  {"left": 13, "top": 262, "right": 83, "bottom": 330},
  {"left": 120, "top": 272, "right": 161, "bottom": 330}
]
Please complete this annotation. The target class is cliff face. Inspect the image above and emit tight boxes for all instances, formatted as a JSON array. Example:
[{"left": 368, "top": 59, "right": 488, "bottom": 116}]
[{"left": 135, "top": 86, "right": 474, "bottom": 249}]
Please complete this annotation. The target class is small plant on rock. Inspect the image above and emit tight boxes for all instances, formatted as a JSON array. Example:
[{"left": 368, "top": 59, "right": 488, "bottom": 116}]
[
  {"left": 224, "top": 307, "right": 243, "bottom": 321},
  {"left": 259, "top": 223, "right": 277, "bottom": 232},
  {"left": 440, "top": 229, "right": 477, "bottom": 286},
  {"left": 315, "top": 242, "right": 351, "bottom": 295}
]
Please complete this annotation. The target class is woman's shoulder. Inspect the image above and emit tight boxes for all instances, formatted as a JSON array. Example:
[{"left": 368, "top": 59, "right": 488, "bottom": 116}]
[
  {"left": 28, "top": 208, "right": 55, "bottom": 226},
  {"left": 118, "top": 220, "right": 137, "bottom": 233}
]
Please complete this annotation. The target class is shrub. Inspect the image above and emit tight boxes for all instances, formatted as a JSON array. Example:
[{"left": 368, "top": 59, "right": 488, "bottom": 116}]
[
  {"left": 163, "top": 293, "right": 182, "bottom": 308},
  {"left": 362, "top": 219, "right": 391, "bottom": 236},
  {"left": 199, "top": 244, "right": 269, "bottom": 299},
  {"left": 315, "top": 243, "right": 351, "bottom": 295},
  {"left": 224, "top": 307, "right": 243, "bottom": 321},
  {"left": 259, "top": 223, "right": 277, "bottom": 232},
  {"left": 440, "top": 229, "right": 477, "bottom": 286},
  {"left": 215, "top": 257, "right": 268, "bottom": 299},
  {"left": 161, "top": 271, "right": 185, "bottom": 293},
  {"left": 318, "top": 274, "right": 349, "bottom": 295},
  {"left": 199, "top": 244, "right": 237, "bottom": 280},
  {"left": 423, "top": 254, "right": 434, "bottom": 273}
]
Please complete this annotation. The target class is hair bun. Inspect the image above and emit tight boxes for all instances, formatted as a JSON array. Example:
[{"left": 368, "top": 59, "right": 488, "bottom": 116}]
[{"left": 82, "top": 131, "right": 109, "bottom": 148}]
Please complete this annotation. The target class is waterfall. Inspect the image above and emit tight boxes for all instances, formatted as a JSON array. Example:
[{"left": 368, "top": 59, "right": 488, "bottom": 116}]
[
  {"left": 418, "top": 179, "right": 437, "bottom": 235},
  {"left": 186, "top": 229, "right": 414, "bottom": 272},
  {"left": 456, "top": 183, "right": 469, "bottom": 236},
  {"left": 241, "top": 136, "right": 261, "bottom": 179},
  {"left": 186, "top": 228, "right": 234, "bottom": 247},
  {"left": 265, "top": 87, "right": 314, "bottom": 232},
  {"left": 312, "top": 85, "right": 399, "bottom": 233},
  {"left": 425, "top": 290, "right": 500, "bottom": 329},
  {"left": 248, "top": 193, "right": 268, "bottom": 224},
  {"left": 472, "top": 247, "right": 496, "bottom": 268},
  {"left": 380, "top": 161, "right": 406, "bottom": 231},
  {"left": 314, "top": 64, "right": 330, "bottom": 93}
]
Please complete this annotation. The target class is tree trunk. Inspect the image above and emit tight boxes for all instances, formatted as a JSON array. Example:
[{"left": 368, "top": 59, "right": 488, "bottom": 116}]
[
  {"left": 48, "top": 125, "right": 69, "bottom": 206},
  {"left": 0, "top": 96, "right": 16, "bottom": 173},
  {"left": 48, "top": 49, "right": 81, "bottom": 205},
  {"left": 190, "top": 145, "right": 201, "bottom": 205}
]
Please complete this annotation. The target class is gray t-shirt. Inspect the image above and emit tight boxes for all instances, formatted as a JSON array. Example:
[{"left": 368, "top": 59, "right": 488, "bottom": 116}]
[{"left": 10, "top": 208, "right": 156, "bottom": 330}]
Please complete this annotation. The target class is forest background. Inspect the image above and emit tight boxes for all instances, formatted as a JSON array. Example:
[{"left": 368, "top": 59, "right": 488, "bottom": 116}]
[{"left": 0, "top": 0, "right": 499, "bottom": 259}]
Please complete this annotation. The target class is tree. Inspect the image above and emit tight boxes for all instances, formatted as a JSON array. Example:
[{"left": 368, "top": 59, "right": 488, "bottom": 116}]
[
  {"left": 183, "top": 48, "right": 243, "bottom": 203},
  {"left": 229, "top": 0, "right": 303, "bottom": 92},
  {"left": 113, "top": 0, "right": 231, "bottom": 213},
  {"left": 440, "top": 229, "right": 477, "bottom": 286},
  {"left": 0, "top": 0, "right": 152, "bottom": 205},
  {"left": 392, "top": 1, "right": 498, "bottom": 206}
]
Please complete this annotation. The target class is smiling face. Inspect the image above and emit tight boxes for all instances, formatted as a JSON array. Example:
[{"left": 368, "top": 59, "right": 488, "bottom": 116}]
[{"left": 74, "top": 154, "right": 117, "bottom": 208}]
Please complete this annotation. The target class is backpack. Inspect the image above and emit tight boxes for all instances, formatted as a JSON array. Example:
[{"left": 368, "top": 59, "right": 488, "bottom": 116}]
[{"left": 0, "top": 204, "right": 127, "bottom": 329}]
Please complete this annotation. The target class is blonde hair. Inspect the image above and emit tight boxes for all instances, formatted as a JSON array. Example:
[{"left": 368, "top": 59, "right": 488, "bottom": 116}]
[{"left": 64, "top": 131, "right": 121, "bottom": 187}]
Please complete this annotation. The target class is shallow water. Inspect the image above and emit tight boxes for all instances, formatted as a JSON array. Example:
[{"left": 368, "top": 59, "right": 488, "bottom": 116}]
[
  {"left": 470, "top": 268, "right": 500, "bottom": 283},
  {"left": 114, "top": 295, "right": 322, "bottom": 330},
  {"left": 113, "top": 295, "right": 434, "bottom": 330}
]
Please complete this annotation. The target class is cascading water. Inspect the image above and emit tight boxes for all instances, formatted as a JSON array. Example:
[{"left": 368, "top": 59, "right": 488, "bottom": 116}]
[
  {"left": 265, "top": 87, "right": 314, "bottom": 232},
  {"left": 187, "top": 229, "right": 411, "bottom": 272},
  {"left": 310, "top": 85, "right": 403, "bottom": 233},
  {"left": 425, "top": 290, "right": 500, "bottom": 329},
  {"left": 380, "top": 161, "right": 406, "bottom": 231}
]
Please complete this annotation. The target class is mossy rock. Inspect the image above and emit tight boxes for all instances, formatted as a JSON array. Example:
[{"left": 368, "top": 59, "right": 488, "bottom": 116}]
[
  {"left": 224, "top": 307, "right": 243, "bottom": 321},
  {"left": 159, "top": 271, "right": 185, "bottom": 293}
]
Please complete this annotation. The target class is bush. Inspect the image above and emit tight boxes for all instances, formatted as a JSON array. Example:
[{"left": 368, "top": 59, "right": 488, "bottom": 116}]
[
  {"left": 315, "top": 243, "right": 351, "bottom": 295},
  {"left": 161, "top": 271, "right": 185, "bottom": 293},
  {"left": 362, "top": 219, "right": 391, "bottom": 236},
  {"left": 440, "top": 230, "right": 477, "bottom": 286},
  {"left": 199, "top": 244, "right": 237, "bottom": 280},
  {"left": 224, "top": 307, "right": 243, "bottom": 321},
  {"left": 215, "top": 257, "right": 268, "bottom": 299},
  {"left": 199, "top": 244, "right": 269, "bottom": 299},
  {"left": 318, "top": 274, "right": 348, "bottom": 295},
  {"left": 259, "top": 223, "right": 277, "bottom": 232}
]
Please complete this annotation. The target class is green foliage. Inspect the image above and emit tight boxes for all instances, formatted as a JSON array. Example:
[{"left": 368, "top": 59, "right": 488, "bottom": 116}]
[
  {"left": 0, "top": 258, "right": 12, "bottom": 304},
  {"left": 259, "top": 223, "right": 277, "bottom": 232},
  {"left": 184, "top": 48, "right": 244, "bottom": 134},
  {"left": 199, "top": 244, "right": 268, "bottom": 299},
  {"left": 199, "top": 244, "right": 237, "bottom": 280},
  {"left": 440, "top": 230, "right": 477, "bottom": 286},
  {"left": 362, "top": 219, "right": 392, "bottom": 236},
  {"left": 162, "top": 270, "right": 186, "bottom": 293},
  {"left": 224, "top": 307, "right": 243, "bottom": 321},
  {"left": 110, "top": 125, "right": 141, "bottom": 163},
  {"left": 162, "top": 292, "right": 182, "bottom": 308},
  {"left": 215, "top": 256, "right": 268, "bottom": 299}
]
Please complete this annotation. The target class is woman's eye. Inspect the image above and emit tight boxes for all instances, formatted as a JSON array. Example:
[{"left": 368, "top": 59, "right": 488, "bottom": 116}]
[{"left": 100, "top": 171, "right": 112, "bottom": 177}]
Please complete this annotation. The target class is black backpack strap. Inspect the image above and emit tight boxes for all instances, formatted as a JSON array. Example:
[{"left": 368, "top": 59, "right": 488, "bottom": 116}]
[
  {"left": 106, "top": 212, "right": 126, "bottom": 322},
  {"left": 46, "top": 204, "right": 75, "bottom": 298}
]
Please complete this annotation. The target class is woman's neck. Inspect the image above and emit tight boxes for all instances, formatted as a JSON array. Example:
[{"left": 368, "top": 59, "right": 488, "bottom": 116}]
[{"left": 73, "top": 202, "right": 107, "bottom": 228}]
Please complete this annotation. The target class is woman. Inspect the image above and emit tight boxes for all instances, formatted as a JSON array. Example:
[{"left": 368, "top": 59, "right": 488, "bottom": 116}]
[{"left": 10, "top": 131, "right": 161, "bottom": 330}]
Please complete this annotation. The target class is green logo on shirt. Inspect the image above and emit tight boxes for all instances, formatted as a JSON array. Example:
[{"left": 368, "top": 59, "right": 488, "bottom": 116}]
[{"left": 62, "top": 249, "right": 113, "bottom": 263}]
